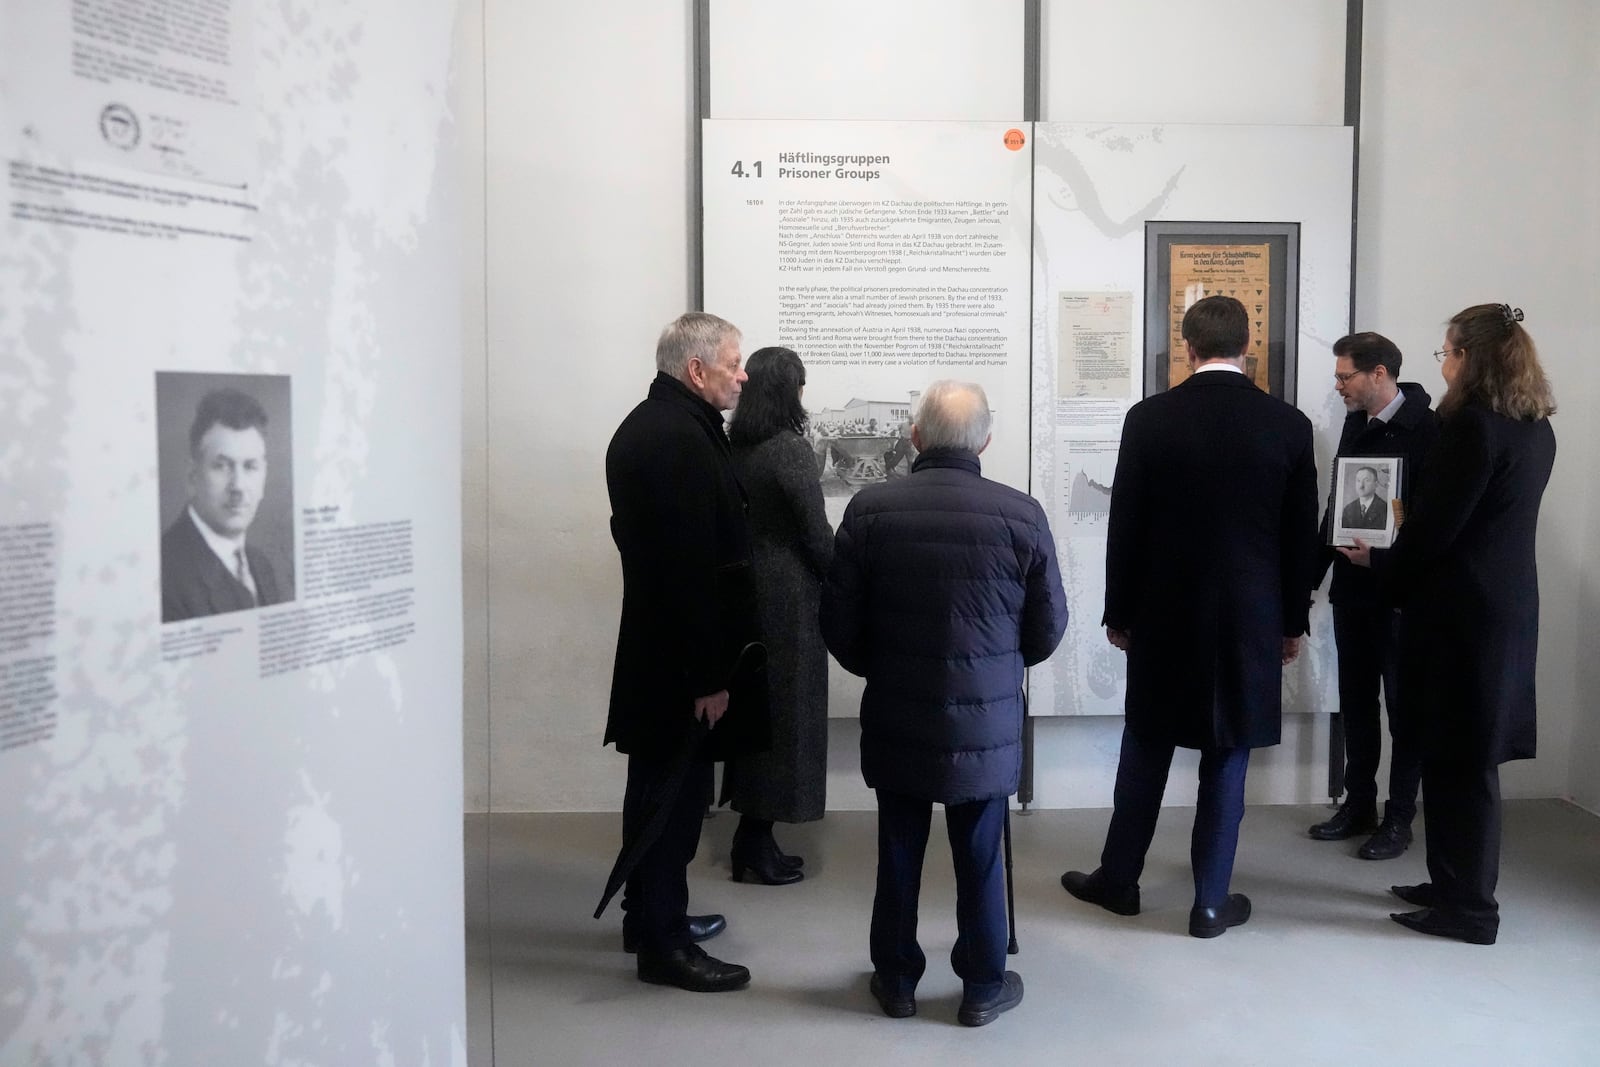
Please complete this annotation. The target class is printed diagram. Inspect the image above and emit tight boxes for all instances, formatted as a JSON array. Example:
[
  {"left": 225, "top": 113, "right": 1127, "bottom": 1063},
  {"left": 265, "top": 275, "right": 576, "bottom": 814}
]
[
  {"left": 1061, "top": 440, "right": 1118, "bottom": 524},
  {"left": 1067, "top": 467, "right": 1112, "bottom": 518}
]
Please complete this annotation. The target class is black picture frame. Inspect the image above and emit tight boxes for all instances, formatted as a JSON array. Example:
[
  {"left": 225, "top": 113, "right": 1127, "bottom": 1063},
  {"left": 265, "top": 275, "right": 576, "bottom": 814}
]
[{"left": 1143, "top": 221, "right": 1300, "bottom": 401}]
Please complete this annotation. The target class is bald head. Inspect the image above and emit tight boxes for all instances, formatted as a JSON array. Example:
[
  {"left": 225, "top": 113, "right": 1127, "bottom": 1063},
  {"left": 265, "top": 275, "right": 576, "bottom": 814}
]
[{"left": 913, "top": 380, "right": 992, "bottom": 453}]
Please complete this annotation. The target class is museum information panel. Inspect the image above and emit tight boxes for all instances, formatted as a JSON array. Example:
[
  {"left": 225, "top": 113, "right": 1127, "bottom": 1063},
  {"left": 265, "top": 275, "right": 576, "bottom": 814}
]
[
  {"left": 705, "top": 120, "right": 1034, "bottom": 719},
  {"left": 0, "top": 2, "right": 467, "bottom": 1062},
  {"left": 1029, "top": 122, "right": 1352, "bottom": 718}
]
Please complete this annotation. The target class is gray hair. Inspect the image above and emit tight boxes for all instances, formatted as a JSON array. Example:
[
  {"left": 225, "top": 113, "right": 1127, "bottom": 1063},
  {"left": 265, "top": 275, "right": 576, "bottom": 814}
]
[
  {"left": 655, "top": 312, "right": 740, "bottom": 379},
  {"left": 914, "top": 380, "right": 992, "bottom": 451}
]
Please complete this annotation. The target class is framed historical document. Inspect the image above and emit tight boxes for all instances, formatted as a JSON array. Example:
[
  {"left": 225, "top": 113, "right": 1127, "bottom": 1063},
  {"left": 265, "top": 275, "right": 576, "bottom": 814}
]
[
  {"left": 1143, "top": 221, "right": 1300, "bottom": 400},
  {"left": 1329, "top": 456, "right": 1403, "bottom": 549}
]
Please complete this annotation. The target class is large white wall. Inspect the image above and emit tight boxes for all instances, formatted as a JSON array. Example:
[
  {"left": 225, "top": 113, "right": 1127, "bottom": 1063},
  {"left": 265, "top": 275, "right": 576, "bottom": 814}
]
[
  {"left": 468, "top": 0, "right": 1600, "bottom": 813},
  {"left": 476, "top": 0, "right": 695, "bottom": 812},
  {"left": 1356, "top": 2, "right": 1599, "bottom": 802}
]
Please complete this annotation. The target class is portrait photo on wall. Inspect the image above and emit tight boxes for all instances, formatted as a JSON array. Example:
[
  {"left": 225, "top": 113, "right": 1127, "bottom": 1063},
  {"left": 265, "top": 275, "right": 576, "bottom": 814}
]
[
  {"left": 155, "top": 371, "right": 295, "bottom": 623},
  {"left": 1143, "top": 221, "right": 1300, "bottom": 400},
  {"left": 1329, "top": 456, "right": 1401, "bottom": 549}
]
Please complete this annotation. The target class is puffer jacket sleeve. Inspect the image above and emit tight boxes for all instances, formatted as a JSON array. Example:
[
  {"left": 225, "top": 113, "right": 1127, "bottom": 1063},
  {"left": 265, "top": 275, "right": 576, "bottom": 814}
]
[
  {"left": 820, "top": 505, "right": 868, "bottom": 677},
  {"left": 1019, "top": 501, "right": 1069, "bottom": 667}
]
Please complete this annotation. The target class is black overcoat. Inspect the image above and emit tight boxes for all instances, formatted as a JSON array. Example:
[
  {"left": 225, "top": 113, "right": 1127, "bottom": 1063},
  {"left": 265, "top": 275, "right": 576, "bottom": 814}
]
[
  {"left": 1104, "top": 370, "right": 1320, "bottom": 750},
  {"left": 160, "top": 512, "right": 283, "bottom": 622},
  {"left": 1387, "top": 403, "right": 1556, "bottom": 765},
  {"left": 725, "top": 430, "right": 834, "bottom": 822},
  {"left": 604, "top": 373, "right": 768, "bottom": 760}
]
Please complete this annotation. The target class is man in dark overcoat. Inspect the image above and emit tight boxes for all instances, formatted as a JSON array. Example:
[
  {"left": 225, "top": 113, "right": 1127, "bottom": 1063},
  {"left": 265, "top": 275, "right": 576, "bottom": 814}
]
[
  {"left": 1061, "top": 296, "right": 1319, "bottom": 938},
  {"left": 1308, "top": 332, "right": 1439, "bottom": 859},
  {"left": 823, "top": 380, "right": 1068, "bottom": 1027},
  {"left": 604, "top": 311, "right": 764, "bottom": 993}
]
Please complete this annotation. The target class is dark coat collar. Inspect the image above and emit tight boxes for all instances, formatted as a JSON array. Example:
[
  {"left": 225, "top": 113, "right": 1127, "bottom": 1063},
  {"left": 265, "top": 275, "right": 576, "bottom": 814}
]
[
  {"left": 911, "top": 447, "right": 982, "bottom": 475},
  {"left": 1343, "top": 380, "right": 1434, "bottom": 432},
  {"left": 1389, "top": 381, "right": 1435, "bottom": 430},
  {"left": 1178, "top": 367, "right": 1258, "bottom": 391},
  {"left": 649, "top": 371, "right": 727, "bottom": 441}
]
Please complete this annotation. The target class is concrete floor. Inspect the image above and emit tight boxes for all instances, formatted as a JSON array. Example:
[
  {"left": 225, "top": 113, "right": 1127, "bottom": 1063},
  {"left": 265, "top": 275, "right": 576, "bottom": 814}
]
[{"left": 466, "top": 801, "right": 1600, "bottom": 1066}]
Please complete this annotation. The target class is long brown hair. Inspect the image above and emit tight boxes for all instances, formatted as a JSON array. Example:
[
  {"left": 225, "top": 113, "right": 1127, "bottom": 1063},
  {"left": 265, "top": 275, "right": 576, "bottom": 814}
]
[{"left": 1438, "top": 304, "right": 1556, "bottom": 420}]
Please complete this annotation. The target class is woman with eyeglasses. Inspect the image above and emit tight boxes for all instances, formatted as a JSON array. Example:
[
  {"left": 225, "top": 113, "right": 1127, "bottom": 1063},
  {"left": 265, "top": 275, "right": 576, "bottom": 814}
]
[
  {"left": 1342, "top": 303, "right": 1556, "bottom": 944},
  {"left": 722, "top": 346, "right": 834, "bottom": 885}
]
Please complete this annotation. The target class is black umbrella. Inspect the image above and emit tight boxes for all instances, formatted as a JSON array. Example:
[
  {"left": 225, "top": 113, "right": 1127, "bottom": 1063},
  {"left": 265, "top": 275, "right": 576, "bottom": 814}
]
[{"left": 594, "top": 641, "right": 767, "bottom": 920}]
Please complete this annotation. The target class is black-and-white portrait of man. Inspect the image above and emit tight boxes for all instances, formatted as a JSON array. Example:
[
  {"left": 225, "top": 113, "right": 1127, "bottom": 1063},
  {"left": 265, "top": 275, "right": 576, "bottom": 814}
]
[
  {"left": 157, "top": 373, "right": 295, "bottom": 622},
  {"left": 1340, "top": 464, "right": 1388, "bottom": 530}
]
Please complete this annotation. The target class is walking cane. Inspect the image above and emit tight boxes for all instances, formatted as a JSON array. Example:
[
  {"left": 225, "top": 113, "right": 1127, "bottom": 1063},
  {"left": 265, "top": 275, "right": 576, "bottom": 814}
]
[
  {"left": 1004, "top": 801, "right": 1019, "bottom": 955},
  {"left": 1004, "top": 688, "right": 1028, "bottom": 955}
]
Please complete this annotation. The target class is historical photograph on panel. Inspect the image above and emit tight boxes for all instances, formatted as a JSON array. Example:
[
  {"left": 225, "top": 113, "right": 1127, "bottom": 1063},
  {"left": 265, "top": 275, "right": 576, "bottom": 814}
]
[
  {"left": 804, "top": 389, "right": 922, "bottom": 523},
  {"left": 155, "top": 372, "right": 295, "bottom": 622},
  {"left": 1143, "top": 221, "right": 1300, "bottom": 401},
  {"left": 1329, "top": 456, "right": 1402, "bottom": 549}
]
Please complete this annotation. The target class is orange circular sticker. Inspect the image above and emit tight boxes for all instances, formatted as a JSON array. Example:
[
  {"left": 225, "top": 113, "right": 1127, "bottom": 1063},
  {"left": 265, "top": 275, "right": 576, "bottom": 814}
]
[{"left": 1003, "top": 128, "right": 1026, "bottom": 151}]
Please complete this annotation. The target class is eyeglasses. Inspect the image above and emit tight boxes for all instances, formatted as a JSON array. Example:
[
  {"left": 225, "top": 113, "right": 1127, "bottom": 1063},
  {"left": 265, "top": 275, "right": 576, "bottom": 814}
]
[
  {"left": 1433, "top": 347, "right": 1463, "bottom": 362},
  {"left": 1332, "top": 370, "right": 1367, "bottom": 385}
]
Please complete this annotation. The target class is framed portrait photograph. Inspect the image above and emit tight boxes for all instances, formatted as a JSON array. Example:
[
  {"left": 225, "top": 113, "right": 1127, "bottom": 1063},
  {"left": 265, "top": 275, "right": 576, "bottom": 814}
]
[
  {"left": 155, "top": 371, "right": 295, "bottom": 623},
  {"left": 1143, "top": 221, "right": 1301, "bottom": 400},
  {"left": 1329, "top": 456, "right": 1402, "bottom": 549}
]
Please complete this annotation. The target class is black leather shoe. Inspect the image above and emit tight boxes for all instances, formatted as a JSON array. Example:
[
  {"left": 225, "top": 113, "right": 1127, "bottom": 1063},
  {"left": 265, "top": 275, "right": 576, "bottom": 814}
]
[
  {"left": 1390, "top": 883, "right": 1438, "bottom": 908},
  {"left": 957, "top": 971, "right": 1023, "bottom": 1027},
  {"left": 1358, "top": 819, "right": 1414, "bottom": 860},
  {"left": 1308, "top": 803, "right": 1378, "bottom": 841},
  {"left": 1390, "top": 907, "right": 1496, "bottom": 945},
  {"left": 1189, "top": 893, "right": 1252, "bottom": 938},
  {"left": 869, "top": 973, "right": 916, "bottom": 1018},
  {"left": 776, "top": 849, "right": 804, "bottom": 871},
  {"left": 623, "top": 913, "right": 726, "bottom": 954},
  {"left": 731, "top": 841, "right": 804, "bottom": 885},
  {"left": 1060, "top": 869, "right": 1140, "bottom": 916},
  {"left": 636, "top": 944, "right": 751, "bottom": 991}
]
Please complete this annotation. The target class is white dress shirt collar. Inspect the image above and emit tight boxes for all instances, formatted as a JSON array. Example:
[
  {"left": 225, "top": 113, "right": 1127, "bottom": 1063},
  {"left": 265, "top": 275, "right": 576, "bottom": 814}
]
[{"left": 187, "top": 506, "right": 257, "bottom": 597}]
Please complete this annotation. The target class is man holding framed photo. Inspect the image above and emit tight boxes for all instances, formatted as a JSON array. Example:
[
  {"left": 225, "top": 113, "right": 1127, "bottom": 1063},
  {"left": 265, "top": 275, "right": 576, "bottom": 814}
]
[{"left": 1309, "top": 333, "right": 1440, "bottom": 859}]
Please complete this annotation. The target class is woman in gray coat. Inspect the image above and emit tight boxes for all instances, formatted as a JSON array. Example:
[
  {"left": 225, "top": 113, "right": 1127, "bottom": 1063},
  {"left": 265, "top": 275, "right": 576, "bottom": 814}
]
[{"left": 725, "top": 347, "right": 833, "bottom": 884}]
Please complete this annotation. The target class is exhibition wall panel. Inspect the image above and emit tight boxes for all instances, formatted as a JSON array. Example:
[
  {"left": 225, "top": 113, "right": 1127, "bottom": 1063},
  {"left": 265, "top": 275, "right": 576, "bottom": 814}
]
[
  {"left": 703, "top": 119, "right": 1036, "bottom": 722},
  {"left": 1028, "top": 122, "right": 1353, "bottom": 720},
  {"left": 1, "top": 1, "right": 468, "bottom": 1062}
]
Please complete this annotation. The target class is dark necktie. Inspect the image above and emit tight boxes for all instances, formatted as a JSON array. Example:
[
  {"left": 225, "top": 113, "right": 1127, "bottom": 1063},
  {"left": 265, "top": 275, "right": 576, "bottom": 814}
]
[{"left": 235, "top": 549, "right": 256, "bottom": 605}]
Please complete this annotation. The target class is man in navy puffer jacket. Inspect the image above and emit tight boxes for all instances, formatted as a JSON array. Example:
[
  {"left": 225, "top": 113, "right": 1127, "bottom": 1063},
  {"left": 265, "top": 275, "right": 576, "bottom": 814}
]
[{"left": 822, "top": 380, "right": 1068, "bottom": 1028}]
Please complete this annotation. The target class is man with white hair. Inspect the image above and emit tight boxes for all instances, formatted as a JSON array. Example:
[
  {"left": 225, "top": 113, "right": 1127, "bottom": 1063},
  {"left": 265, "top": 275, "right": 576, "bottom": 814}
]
[
  {"left": 822, "top": 380, "right": 1068, "bottom": 1027},
  {"left": 604, "top": 312, "right": 763, "bottom": 993}
]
